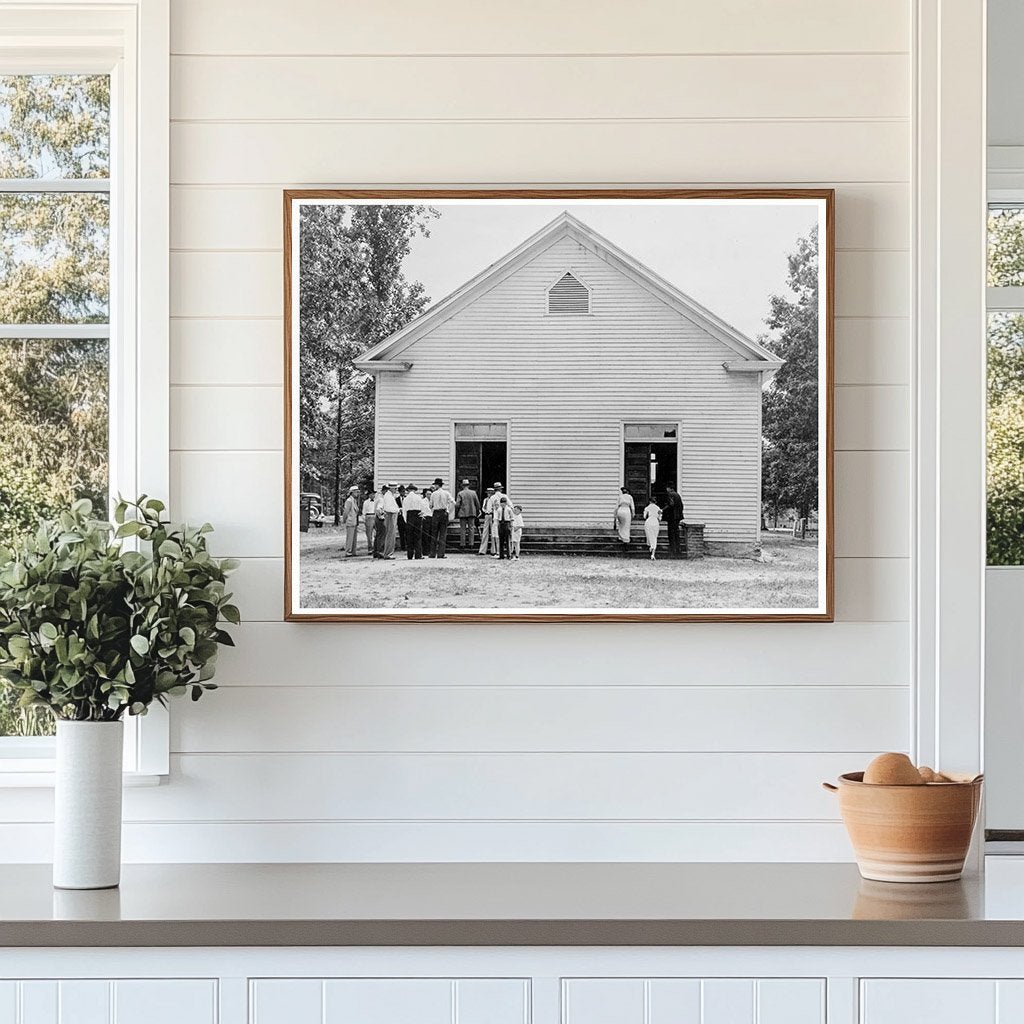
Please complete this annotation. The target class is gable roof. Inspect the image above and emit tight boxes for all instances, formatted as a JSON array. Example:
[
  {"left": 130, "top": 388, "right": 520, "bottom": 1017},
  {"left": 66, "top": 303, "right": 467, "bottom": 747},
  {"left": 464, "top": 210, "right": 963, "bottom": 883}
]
[{"left": 353, "top": 211, "right": 784, "bottom": 372}]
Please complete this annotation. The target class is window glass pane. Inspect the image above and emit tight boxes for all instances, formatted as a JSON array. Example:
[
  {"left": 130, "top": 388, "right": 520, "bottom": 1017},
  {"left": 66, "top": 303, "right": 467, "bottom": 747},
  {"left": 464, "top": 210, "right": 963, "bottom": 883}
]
[
  {"left": 0, "top": 75, "right": 110, "bottom": 179},
  {"left": 988, "top": 206, "right": 1024, "bottom": 288},
  {"left": 624, "top": 422, "right": 678, "bottom": 440},
  {"left": 455, "top": 422, "right": 507, "bottom": 439},
  {"left": 0, "top": 192, "right": 109, "bottom": 323},
  {"left": 987, "top": 312, "right": 1024, "bottom": 565},
  {"left": 0, "top": 338, "right": 108, "bottom": 738}
]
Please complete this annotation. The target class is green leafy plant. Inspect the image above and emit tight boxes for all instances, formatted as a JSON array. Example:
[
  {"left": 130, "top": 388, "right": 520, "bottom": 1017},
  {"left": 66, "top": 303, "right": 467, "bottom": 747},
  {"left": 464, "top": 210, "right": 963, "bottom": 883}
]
[{"left": 0, "top": 496, "right": 239, "bottom": 722}]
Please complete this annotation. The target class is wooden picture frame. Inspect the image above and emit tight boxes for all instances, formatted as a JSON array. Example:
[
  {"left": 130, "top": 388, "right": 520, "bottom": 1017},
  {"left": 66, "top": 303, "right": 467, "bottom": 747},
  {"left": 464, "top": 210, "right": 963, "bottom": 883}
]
[{"left": 284, "top": 189, "right": 834, "bottom": 622}]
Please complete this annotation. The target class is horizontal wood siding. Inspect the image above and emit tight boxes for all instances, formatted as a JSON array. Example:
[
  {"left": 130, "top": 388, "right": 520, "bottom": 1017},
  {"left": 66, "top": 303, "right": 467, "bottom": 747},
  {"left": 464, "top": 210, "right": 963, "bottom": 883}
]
[{"left": 375, "top": 235, "right": 762, "bottom": 541}]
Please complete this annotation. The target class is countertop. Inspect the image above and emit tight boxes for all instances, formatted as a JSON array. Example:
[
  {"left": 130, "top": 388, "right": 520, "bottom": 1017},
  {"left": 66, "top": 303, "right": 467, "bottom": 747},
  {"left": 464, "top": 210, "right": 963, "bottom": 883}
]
[{"left": 5, "top": 861, "right": 1024, "bottom": 947}]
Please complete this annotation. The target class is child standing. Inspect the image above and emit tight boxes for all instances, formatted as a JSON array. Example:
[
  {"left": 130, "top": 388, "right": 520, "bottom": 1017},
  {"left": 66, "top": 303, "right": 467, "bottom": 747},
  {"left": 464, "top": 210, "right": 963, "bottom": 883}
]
[{"left": 511, "top": 504, "right": 524, "bottom": 559}]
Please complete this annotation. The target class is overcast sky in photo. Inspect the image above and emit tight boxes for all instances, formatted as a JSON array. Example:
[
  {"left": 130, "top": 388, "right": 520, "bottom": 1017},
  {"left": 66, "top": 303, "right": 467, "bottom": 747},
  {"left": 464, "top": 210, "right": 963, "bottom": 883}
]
[{"left": 400, "top": 200, "right": 820, "bottom": 340}]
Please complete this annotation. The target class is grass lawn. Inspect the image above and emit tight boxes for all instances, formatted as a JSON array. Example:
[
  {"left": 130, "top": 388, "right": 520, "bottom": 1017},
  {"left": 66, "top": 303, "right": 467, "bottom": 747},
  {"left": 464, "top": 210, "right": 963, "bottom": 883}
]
[{"left": 298, "top": 528, "right": 819, "bottom": 611}]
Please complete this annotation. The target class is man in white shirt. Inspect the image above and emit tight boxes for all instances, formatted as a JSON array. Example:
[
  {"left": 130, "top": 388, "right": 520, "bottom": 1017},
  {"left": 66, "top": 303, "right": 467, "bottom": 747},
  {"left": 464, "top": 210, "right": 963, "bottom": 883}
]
[
  {"left": 428, "top": 476, "right": 453, "bottom": 558},
  {"left": 477, "top": 486, "right": 496, "bottom": 555},
  {"left": 375, "top": 484, "right": 400, "bottom": 560},
  {"left": 361, "top": 489, "right": 377, "bottom": 554},
  {"left": 402, "top": 483, "right": 426, "bottom": 560}
]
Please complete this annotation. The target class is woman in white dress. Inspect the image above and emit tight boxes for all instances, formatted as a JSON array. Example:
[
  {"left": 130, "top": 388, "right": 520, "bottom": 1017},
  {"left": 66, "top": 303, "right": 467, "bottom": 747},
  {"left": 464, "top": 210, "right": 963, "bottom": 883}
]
[
  {"left": 614, "top": 487, "right": 635, "bottom": 547},
  {"left": 643, "top": 497, "right": 662, "bottom": 560}
]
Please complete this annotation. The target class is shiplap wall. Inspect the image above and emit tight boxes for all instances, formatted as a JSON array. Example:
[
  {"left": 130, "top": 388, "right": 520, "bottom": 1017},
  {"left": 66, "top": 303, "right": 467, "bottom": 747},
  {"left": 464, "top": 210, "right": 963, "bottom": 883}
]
[{"left": 3, "top": 0, "right": 913, "bottom": 861}]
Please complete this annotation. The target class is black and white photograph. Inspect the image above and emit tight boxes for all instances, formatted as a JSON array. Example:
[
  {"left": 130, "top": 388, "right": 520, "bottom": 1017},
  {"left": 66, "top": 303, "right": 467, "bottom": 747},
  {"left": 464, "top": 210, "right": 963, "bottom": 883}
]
[{"left": 285, "top": 191, "right": 833, "bottom": 621}]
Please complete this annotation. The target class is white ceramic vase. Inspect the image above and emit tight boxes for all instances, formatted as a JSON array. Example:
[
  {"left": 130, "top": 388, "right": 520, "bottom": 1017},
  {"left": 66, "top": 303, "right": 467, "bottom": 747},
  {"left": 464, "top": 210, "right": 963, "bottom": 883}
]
[{"left": 53, "top": 720, "right": 124, "bottom": 890}]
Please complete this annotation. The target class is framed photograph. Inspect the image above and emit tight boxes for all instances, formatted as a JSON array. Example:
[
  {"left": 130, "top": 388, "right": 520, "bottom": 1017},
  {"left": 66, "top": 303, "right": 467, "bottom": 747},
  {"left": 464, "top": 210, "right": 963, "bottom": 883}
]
[{"left": 284, "top": 189, "right": 834, "bottom": 622}]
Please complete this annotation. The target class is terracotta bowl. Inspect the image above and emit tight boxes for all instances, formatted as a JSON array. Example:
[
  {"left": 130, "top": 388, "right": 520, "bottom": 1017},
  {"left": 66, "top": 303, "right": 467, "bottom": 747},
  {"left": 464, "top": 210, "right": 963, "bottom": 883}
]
[{"left": 823, "top": 771, "right": 983, "bottom": 883}]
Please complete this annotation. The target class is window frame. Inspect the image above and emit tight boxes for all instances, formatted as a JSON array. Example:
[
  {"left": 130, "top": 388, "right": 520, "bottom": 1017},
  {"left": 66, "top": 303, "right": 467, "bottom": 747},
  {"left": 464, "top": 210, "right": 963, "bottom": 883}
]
[{"left": 0, "top": 0, "right": 170, "bottom": 782}]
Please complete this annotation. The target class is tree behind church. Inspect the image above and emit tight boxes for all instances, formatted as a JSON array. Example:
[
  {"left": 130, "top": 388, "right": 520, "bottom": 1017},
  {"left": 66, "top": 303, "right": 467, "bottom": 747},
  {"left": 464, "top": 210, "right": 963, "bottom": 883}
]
[
  {"left": 298, "top": 204, "right": 435, "bottom": 522},
  {"left": 761, "top": 228, "right": 820, "bottom": 524}
]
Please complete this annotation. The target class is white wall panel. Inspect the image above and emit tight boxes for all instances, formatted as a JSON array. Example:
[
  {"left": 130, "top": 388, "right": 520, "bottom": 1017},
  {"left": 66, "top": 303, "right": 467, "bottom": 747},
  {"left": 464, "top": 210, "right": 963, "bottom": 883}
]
[
  {"left": 171, "top": 451, "right": 282, "bottom": 557},
  {"left": 212, "top": 622, "right": 909, "bottom": 687},
  {"left": 170, "top": 0, "right": 909, "bottom": 56},
  {"left": 834, "top": 452, "right": 910, "bottom": 558},
  {"left": 170, "top": 184, "right": 909, "bottom": 252},
  {"left": 834, "top": 251, "right": 910, "bottom": 318},
  {"left": 170, "top": 252, "right": 280, "bottom": 317},
  {"left": 171, "top": 683, "right": 908, "bottom": 753},
  {"left": 171, "top": 386, "right": 282, "bottom": 451},
  {"left": 833, "top": 558, "right": 909, "bottom": 621},
  {"left": 834, "top": 318, "right": 909, "bottom": 386},
  {"left": 835, "top": 386, "right": 910, "bottom": 451},
  {"left": 170, "top": 319, "right": 282, "bottom": 386},
  {"left": 172, "top": 54, "right": 908, "bottom": 121},
  {"left": 170, "top": 121, "right": 909, "bottom": 186},
  {"left": 123, "top": 751, "right": 860, "bottom": 821}
]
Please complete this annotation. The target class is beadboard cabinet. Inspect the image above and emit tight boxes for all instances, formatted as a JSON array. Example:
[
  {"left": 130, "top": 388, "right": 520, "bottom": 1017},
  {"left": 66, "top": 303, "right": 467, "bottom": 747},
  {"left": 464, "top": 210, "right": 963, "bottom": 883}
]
[{"left": 4, "top": 950, "right": 1024, "bottom": 1024}]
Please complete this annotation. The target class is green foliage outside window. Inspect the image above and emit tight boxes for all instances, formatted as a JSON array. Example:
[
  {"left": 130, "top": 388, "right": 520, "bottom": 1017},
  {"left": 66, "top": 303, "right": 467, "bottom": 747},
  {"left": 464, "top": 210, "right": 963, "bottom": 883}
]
[
  {"left": 0, "top": 75, "right": 110, "bottom": 736},
  {"left": 987, "top": 209, "right": 1024, "bottom": 565}
]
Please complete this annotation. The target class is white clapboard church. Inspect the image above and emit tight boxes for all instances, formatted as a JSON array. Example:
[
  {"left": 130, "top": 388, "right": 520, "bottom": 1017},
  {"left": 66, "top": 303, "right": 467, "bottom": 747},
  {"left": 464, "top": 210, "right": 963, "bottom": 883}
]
[{"left": 354, "top": 212, "right": 783, "bottom": 555}]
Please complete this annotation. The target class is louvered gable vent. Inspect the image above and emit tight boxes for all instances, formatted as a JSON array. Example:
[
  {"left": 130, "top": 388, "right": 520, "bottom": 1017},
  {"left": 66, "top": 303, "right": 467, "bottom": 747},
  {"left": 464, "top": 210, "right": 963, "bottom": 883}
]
[{"left": 547, "top": 272, "right": 590, "bottom": 314}]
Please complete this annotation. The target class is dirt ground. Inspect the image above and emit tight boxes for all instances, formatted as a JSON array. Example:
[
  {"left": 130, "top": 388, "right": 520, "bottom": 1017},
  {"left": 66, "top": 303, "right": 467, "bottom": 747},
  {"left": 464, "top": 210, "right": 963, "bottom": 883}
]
[{"left": 298, "top": 527, "right": 819, "bottom": 611}]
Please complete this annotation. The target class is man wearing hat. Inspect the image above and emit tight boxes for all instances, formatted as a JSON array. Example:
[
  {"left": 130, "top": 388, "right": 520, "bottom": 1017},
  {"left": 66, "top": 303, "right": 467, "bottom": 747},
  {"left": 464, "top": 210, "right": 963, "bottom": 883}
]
[
  {"left": 341, "top": 485, "right": 361, "bottom": 556},
  {"left": 402, "top": 484, "right": 426, "bottom": 560},
  {"left": 373, "top": 483, "right": 399, "bottom": 559},
  {"left": 454, "top": 478, "right": 481, "bottom": 550},
  {"left": 382, "top": 482, "right": 401, "bottom": 559},
  {"left": 427, "top": 476, "right": 453, "bottom": 558}
]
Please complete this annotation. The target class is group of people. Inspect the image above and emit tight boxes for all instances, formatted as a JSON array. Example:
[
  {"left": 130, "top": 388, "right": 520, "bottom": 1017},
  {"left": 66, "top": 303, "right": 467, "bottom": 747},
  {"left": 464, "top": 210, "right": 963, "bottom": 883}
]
[
  {"left": 614, "top": 484, "right": 685, "bottom": 560},
  {"left": 339, "top": 479, "right": 526, "bottom": 562}
]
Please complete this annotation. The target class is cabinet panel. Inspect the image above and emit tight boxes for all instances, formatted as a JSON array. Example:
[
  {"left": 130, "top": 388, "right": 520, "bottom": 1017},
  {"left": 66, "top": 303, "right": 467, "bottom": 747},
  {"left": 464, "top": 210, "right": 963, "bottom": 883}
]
[
  {"left": 18, "top": 984, "right": 56, "bottom": 1024},
  {"left": 455, "top": 980, "right": 529, "bottom": 1024},
  {"left": 0, "top": 983, "right": 16, "bottom": 1024},
  {"left": 861, "top": 981, "right": 996, "bottom": 1023},
  {"left": 251, "top": 979, "right": 528, "bottom": 1024},
  {"left": 0, "top": 981, "right": 216, "bottom": 1024},
  {"left": 58, "top": 982, "right": 109, "bottom": 1024},
  {"left": 250, "top": 980, "right": 322, "bottom": 1024},
  {"left": 702, "top": 980, "right": 754, "bottom": 1024},
  {"left": 648, "top": 980, "right": 702, "bottom": 1022},
  {"left": 113, "top": 981, "right": 216, "bottom": 1024},
  {"left": 563, "top": 980, "right": 645, "bottom": 1024},
  {"left": 757, "top": 980, "right": 825, "bottom": 1024},
  {"left": 563, "top": 978, "right": 825, "bottom": 1024},
  {"left": 323, "top": 980, "right": 451, "bottom": 1024}
]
